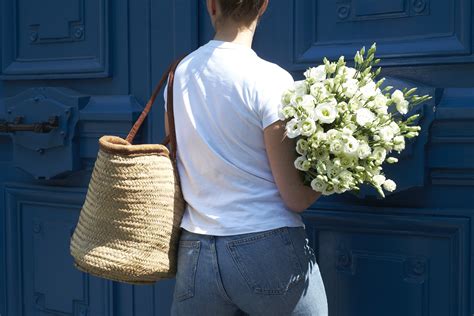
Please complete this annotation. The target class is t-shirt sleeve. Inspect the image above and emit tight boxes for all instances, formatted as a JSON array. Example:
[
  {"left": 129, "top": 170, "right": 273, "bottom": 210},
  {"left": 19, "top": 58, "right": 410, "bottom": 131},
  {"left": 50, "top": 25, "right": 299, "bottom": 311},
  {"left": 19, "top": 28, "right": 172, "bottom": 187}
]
[{"left": 256, "top": 69, "right": 295, "bottom": 130}]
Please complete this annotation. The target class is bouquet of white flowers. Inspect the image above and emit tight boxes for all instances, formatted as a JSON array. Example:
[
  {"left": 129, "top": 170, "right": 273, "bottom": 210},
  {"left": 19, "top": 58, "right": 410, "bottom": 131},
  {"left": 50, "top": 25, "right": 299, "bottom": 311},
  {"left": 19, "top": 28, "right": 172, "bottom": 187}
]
[{"left": 278, "top": 43, "right": 432, "bottom": 198}]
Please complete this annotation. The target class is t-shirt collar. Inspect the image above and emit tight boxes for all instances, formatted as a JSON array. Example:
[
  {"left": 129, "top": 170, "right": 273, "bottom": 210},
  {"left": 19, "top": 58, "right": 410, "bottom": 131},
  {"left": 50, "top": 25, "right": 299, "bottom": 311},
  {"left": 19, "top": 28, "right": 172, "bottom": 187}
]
[{"left": 206, "top": 39, "right": 257, "bottom": 55}]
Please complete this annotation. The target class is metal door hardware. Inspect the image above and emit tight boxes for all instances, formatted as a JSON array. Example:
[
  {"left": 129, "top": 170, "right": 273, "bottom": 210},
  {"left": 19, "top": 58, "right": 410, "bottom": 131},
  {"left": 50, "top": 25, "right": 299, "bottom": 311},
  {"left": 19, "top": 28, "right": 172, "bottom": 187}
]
[{"left": 0, "top": 115, "right": 59, "bottom": 133}]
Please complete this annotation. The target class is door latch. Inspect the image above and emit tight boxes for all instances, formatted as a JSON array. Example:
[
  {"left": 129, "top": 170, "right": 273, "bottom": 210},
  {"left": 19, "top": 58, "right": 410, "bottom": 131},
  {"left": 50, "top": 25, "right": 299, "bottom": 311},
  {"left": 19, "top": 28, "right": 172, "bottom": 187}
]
[{"left": 0, "top": 115, "right": 59, "bottom": 133}]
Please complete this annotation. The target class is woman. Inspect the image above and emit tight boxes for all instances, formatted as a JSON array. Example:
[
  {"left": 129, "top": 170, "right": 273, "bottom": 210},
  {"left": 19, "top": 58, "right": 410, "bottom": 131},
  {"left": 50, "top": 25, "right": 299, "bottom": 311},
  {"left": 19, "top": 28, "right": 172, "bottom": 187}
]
[{"left": 163, "top": 0, "right": 328, "bottom": 315}]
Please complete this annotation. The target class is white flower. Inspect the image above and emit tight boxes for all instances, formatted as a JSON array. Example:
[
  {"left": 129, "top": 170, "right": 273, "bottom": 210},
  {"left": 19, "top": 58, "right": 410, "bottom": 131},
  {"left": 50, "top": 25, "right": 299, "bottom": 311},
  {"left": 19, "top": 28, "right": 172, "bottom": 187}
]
[
  {"left": 342, "top": 79, "right": 359, "bottom": 98},
  {"left": 324, "top": 78, "right": 335, "bottom": 91},
  {"left": 391, "top": 89, "right": 410, "bottom": 114},
  {"left": 300, "top": 118, "right": 317, "bottom": 136},
  {"left": 297, "top": 95, "right": 316, "bottom": 118},
  {"left": 343, "top": 136, "right": 359, "bottom": 156},
  {"left": 310, "top": 177, "right": 327, "bottom": 192},
  {"left": 278, "top": 106, "right": 296, "bottom": 120},
  {"left": 296, "top": 139, "right": 309, "bottom": 155},
  {"left": 357, "top": 142, "right": 372, "bottom": 159},
  {"left": 391, "top": 89, "right": 405, "bottom": 105},
  {"left": 372, "top": 147, "right": 387, "bottom": 164},
  {"left": 289, "top": 95, "right": 299, "bottom": 107},
  {"left": 366, "top": 165, "right": 381, "bottom": 176},
  {"left": 333, "top": 182, "right": 348, "bottom": 194},
  {"left": 340, "top": 155, "right": 356, "bottom": 168},
  {"left": 346, "top": 123, "right": 358, "bottom": 133},
  {"left": 329, "top": 139, "right": 344, "bottom": 155},
  {"left": 359, "top": 81, "right": 378, "bottom": 99},
  {"left": 304, "top": 65, "right": 326, "bottom": 82},
  {"left": 313, "top": 131, "right": 328, "bottom": 143},
  {"left": 313, "top": 148, "right": 330, "bottom": 161},
  {"left": 382, "top": 179, "right": 397, "bottom": 192},
  {"left": 374, "top": 94, "right": 388, "bottom": 107},
  {"left": 355, "top": 108, "right": 376, "bottom": 127},
  {"left": 327, "top": 163, "right": 343, "bottom": 179},
  {"left": 393, "top": 135, "right": 404, "bottom": 144},
  {"left": 314, "top": 102, "right": 338, "bottom": 124},
  {"left": 341, "top": 127, "right": 353, "bottom": 136},
  {"left": 373, "top": 94, "right": 389, "bottom": 115},
  {"left": 338, "top": 170, "right": 354, "bottom": 183},
  {"left": 393, "top": 135, "right": 405, "bottom": 152},
  {"left": 326, "top": 129, "right": 340, "bottom": 142},
  {"left": 325, "top": 63, "right": 337, "bottom": 74},
  {"left": 327, "top": 97, "right": 338, "bottom": 106},
  {"left": 389, "top": 121, "right": 400, "bottom": 134},
  {"left": 309, "top": 82, "right": 323, "bottom": 95},
  {"left": 294, "top": 80, "right": 308, "bottom": 96},
  {"left": 375, "top": 105, "right": 388, "bottom": 115},
  {"left": 310, "top": 83, "right": 330, "bottom": 101},
  {"left": 349, "top": 98, "right": 363, "bottom": 111},
  {"left": 344, "top": 67, "right": 357, "bottom": 80},
  {"left": 322, "top": 183, "right": 336, "bottom": 196},
  {"left": 373, "top": 174, "right": 386, "bottom": 186},
  {"left": 281, "top": 90, "right": 294, "bottom": 106},
  {"left": 286, "top": 118, "right": 301, "bottom": 138},
  {"left": 294, "top": 156, "right": 311, "bottom": 171},
  {"left": 396, "top": 99, "right": 409, "bottom": 115},
  {"left": 379, "top": 125, "right": 395, "bottom": 142},
  {"left": 336, "top": 101, "right": 349, "bottom": 114}
]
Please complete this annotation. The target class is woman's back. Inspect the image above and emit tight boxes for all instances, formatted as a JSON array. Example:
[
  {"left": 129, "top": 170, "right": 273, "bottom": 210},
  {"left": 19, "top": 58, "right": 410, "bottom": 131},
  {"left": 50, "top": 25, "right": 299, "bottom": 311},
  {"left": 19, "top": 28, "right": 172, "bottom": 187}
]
[{"left": 164, "top": 39, "right": 305, "bottom": 235}]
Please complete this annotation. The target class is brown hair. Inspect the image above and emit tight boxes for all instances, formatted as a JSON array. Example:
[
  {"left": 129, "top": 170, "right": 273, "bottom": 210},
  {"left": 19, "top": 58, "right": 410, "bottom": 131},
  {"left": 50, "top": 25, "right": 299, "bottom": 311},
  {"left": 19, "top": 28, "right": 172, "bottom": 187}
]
[{"left": 217, "top": 0, "right": 266, "bottom": 25}]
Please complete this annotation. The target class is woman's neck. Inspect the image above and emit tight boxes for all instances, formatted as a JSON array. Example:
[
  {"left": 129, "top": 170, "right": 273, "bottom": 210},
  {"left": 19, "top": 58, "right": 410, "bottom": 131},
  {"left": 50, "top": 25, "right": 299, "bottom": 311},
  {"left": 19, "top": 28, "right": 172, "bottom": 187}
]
[{"left": 213, "top": 22, "right": 256, "bottom": 48}]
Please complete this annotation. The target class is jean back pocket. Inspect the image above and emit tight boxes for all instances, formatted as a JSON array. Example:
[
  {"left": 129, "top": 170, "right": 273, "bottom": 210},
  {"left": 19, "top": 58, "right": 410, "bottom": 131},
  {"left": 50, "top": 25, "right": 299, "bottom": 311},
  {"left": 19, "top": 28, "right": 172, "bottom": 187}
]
[
  {"left": 226, "top": 227, "right": 304, "bottom": 295},
  {"left": 174, "top": 240, "right": 201, "bottom": 301}
]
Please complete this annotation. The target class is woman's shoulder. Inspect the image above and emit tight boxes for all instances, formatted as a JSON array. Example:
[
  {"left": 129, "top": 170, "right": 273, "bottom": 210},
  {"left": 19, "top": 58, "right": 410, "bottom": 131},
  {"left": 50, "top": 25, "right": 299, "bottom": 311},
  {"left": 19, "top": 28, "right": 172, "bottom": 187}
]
[
  {"left": 255, "top": 57, "right": 292, "bottom": 76},
  {"left": 249, "top": 57, "right": 294, "bottom": 90}
]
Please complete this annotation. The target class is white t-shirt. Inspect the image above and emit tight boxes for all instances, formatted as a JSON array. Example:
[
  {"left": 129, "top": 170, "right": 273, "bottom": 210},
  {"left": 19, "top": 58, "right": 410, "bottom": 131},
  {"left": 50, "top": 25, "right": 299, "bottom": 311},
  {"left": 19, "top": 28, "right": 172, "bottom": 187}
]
[{"left": 163, "top": 39, "right": 305, "bottom": 236}]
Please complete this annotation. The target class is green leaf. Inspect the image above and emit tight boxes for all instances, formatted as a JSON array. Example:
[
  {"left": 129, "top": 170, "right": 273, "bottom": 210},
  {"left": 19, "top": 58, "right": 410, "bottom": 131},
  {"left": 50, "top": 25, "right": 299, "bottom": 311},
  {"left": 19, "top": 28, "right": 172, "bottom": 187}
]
[{"left": 405, "top": 87, "right": 417, "bottom": 97}]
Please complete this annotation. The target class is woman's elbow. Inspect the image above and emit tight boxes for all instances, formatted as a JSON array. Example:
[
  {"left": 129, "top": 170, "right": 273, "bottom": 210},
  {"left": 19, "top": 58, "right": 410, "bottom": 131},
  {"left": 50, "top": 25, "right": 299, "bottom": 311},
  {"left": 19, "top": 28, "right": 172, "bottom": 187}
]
[
  {"left": 284, "top": 192, "right": 322, "bottom": 213},
  {"left": 286, "top": 202, "right": 307, "bottom": 213}
]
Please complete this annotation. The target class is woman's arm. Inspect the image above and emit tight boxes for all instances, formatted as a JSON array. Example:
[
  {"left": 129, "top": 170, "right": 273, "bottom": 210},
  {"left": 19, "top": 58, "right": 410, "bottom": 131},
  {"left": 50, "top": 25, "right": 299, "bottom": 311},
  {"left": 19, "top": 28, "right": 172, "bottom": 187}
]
[
  {"left": 168, "top": 110, "right": 321, "bottom": 213},
  {"left": 164, "top": 111, "right": 170, "bottom": 138},
  {"left": 264, "top": 119, "right": 322, "bottom": 213}
]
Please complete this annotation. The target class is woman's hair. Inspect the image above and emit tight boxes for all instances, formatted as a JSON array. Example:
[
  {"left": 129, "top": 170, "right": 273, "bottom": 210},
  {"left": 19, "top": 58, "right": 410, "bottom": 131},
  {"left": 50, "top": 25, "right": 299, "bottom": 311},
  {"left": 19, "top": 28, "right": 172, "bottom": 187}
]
[{"left": 217, "top": 0, "right": 266, "bottom": 25}]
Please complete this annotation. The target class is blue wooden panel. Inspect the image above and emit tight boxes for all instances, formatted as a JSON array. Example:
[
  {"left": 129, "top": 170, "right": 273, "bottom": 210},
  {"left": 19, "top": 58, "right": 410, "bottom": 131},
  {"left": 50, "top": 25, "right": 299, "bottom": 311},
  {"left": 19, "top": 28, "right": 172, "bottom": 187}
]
[
  {"left": 353, "top": 0, "right": 406, "bottom": 17},
  {"left": 303, "top": 209, "right": 470, "bottom": 316},
  {"left": 148, "top": 0, "right": 198, "bottom": 145},
  {"left": 293, "top": 0, "right": 472, "bottom": 67},
  {"left": 0, "top": 0, "right": 110, "bottom": 79},
  {"left": 0, "top": 0, "right": 473, "bottom": 315},
  {"left": 4, "top": 184, "right": 114, "bottom": 316}
]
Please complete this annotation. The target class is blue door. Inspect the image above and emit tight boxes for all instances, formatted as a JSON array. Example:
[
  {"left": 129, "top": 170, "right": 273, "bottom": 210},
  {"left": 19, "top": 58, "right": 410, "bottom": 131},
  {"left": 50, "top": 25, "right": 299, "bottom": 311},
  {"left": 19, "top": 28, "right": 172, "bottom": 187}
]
[{"left": 1, "top": 0, "right": 472, "bottom": 315}]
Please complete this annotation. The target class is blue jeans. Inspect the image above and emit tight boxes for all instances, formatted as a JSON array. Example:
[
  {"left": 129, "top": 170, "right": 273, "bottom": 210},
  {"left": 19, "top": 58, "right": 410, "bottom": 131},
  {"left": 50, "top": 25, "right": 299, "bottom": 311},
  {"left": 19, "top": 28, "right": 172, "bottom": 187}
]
[{"left": 170, "top": 226, "right": 328, "bottom": 316}]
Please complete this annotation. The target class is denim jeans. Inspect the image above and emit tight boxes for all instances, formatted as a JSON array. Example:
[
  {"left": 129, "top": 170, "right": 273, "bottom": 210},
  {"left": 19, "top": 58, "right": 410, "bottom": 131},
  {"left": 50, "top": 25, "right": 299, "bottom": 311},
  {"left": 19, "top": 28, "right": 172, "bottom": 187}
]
[{"left": 170, "top": 226, "right": 328, "bottom": 316}]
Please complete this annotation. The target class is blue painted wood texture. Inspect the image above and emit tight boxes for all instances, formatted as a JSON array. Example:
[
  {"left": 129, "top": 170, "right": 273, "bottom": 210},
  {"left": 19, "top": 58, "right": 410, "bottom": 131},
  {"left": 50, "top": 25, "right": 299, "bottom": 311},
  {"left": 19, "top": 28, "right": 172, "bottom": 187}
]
[{"left": 0, "top": 0, "right": 472, "bottom": 315}]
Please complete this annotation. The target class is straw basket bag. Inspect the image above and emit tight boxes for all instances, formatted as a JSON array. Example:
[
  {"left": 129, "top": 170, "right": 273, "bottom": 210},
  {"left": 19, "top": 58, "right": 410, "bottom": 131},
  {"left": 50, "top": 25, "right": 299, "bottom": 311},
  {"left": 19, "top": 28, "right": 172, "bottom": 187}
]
[{"left": 70, "top": 55, "right": 188, "bottom": 285}]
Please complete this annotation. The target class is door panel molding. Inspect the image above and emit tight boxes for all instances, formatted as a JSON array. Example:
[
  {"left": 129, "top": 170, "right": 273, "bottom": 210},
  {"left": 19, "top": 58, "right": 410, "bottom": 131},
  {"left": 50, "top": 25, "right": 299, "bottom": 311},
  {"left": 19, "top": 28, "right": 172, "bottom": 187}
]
[
  {"left": 292, "top": 0, "right": 472, "bottom": 68},
  {"left": 4, "top": 184, "right": 114, "bottom": 316},
  {"left": 0, "top": 0, "right": 110, "bottom": 79}
]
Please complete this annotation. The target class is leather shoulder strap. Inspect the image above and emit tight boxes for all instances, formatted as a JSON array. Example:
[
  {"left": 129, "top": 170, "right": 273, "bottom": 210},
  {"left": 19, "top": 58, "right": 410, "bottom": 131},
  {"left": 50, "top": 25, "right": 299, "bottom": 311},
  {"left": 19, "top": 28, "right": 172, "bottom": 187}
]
[
  {"left": 126, "top": 53, "right": 189, "bottom": 161},
  {"left": 163, "top": 54, "right": 188, "bottom": 160}
]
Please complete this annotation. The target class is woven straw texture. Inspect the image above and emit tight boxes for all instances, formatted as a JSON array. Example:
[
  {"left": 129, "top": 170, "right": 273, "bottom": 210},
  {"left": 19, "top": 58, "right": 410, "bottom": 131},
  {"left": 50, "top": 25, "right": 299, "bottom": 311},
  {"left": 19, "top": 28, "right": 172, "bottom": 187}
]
[{"left": 70, "top": 135, "right": 186, "bottom": 285}]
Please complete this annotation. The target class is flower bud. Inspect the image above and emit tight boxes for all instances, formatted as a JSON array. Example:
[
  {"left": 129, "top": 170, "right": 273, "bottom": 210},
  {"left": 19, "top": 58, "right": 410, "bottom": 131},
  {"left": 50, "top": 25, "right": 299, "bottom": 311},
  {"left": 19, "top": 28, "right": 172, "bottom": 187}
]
[{"left": 386, "top": 157, "right": 398, "bottom": 163}]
